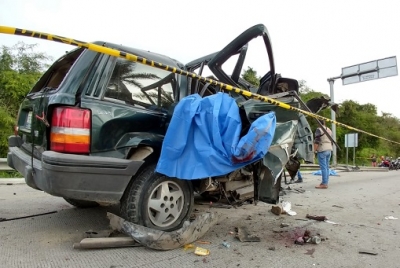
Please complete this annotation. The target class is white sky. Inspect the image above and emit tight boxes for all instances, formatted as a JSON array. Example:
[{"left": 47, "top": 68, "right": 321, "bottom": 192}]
[{"left": 1, "top": 0, "right": 399, "bottom": 117}]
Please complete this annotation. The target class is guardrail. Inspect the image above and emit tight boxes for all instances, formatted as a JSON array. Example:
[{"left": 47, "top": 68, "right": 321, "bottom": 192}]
[
  {"left": 301, "top": 163, "right": 389, "bottom": 172},
  {"left": 0, "top": 158, "right": 13, "bottom": 171}
]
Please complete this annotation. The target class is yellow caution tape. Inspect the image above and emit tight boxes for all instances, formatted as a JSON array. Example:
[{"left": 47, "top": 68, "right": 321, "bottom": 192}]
[{"left": 1, "top": 25, "right": 399, "bottom": 145}]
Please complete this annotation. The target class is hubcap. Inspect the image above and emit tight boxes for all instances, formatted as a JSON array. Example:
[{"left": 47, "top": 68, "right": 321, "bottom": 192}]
[{"left": 147, "top": 181, "right": 184, "bottom": 227}]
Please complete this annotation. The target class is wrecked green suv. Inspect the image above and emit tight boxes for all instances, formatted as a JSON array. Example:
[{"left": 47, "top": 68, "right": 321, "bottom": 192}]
[{"left": 7, "top": 24, "right": 314, "bottom": 231}]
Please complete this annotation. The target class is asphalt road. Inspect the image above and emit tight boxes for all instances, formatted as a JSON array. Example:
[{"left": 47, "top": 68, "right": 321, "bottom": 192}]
[{"left": 0, "top": 170, "right": 399, "bottom": 268}]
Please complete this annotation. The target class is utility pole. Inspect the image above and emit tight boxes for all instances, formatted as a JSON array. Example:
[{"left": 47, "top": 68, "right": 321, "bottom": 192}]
[{"left": 327, "top": 76, "right": 341, "bottom": 166}]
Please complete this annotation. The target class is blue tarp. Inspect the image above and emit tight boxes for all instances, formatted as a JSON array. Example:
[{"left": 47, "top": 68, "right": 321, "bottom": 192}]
[
  {"left": 156, "top": 93, "right": 276, "bottom": 180},
  {"left": 312, "top": 169, "right": 338, "bottom": 176}
]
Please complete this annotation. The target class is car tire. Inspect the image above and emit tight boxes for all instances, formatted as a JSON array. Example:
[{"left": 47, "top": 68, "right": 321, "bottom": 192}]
[
  {"left": 63, "top": 198, "right": 99, "bottom": 208},
  {"left": 121, "top": 164, "right": 194, "bottom": 231}
]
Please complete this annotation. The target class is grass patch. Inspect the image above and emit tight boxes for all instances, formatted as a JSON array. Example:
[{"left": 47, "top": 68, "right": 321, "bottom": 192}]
[{"left": 0, "top": 171, "right": 23, "bottom": 178}]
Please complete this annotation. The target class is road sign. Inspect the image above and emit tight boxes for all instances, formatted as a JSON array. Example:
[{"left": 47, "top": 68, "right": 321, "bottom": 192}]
[
  {"left": 345, "top": 133, "right": 358, "bottom": 148},
  {"left": 341, "top": 56, "right": 398, "bottom": 85},
  {"left": 345, "top": 133, "right": 358, "bottom": 166}
]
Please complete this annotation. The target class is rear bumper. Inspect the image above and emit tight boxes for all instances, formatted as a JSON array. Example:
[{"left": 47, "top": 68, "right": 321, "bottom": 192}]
[{"left": 7, "top": 136, "right": 144, "bottom": 203}]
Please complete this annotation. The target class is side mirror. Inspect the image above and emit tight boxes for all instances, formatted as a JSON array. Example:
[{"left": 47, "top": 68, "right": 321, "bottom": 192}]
[{"left": 275, "top": 77, "right": 299, "bottom": 94}]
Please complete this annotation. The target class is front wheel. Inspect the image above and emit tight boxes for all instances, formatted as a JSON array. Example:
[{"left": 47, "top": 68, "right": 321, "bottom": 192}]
[{"left": 120, "top": 164, "right": 194, "bottom": 231}]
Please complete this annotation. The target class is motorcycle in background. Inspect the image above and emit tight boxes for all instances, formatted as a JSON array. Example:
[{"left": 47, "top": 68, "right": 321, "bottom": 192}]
[
  {"left": 379, "top": 158, "right": 391, "bottom": 168},
  {"left": 390, "top": 158, "right": 400, "bottom": 170},
  {"left": 379, "top": 157, "right": 400, "bottom": 170}
]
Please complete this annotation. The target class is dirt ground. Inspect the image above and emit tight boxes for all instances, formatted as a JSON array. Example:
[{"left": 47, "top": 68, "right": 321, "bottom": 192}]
[{"left": 1, "top": 170, "right": 399, "bottom": 268}]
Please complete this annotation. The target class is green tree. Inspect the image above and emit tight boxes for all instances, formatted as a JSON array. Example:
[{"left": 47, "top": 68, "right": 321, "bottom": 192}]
[
  {"left": 298, "top": 83, "right": 331, "bottom": 132},
  {"left": 0, "top": 42, "right": 51, "bottom": 156},
  {"left": 241, "top": 66, "right": 261, "bottom": 87},
  {"left": 335, "top": 100, "right": 380, "bottom": 162}
]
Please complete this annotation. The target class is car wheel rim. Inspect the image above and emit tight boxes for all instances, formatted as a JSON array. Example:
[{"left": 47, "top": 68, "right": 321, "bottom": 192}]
[{"left": 147, "top": 181, "right": 184, "bottom": 227}]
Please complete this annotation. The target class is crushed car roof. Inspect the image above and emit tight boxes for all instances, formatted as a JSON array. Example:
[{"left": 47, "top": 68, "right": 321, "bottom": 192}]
[{"left": 94, "top": 41, "right": 185, "bottom": 69}]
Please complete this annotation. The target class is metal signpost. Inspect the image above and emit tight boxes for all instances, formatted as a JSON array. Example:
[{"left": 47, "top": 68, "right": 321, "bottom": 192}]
[
  {"left": 328, "top": 56, "right": 398, "bottom": 166},
  {"left": 345, "top": 133, "right": 358, "bottom": 166}
]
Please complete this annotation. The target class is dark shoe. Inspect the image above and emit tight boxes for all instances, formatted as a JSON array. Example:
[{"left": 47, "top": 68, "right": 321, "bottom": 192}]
[
  {"left": 315, "top": 184, "right": 328, "bottom": 189},
  {"left": 295, "top": 180, "right": 303, "bottom": 183}
]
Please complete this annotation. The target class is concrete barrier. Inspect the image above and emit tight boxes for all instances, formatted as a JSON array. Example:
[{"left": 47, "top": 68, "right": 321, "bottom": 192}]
[
  {"left": 301, "top": 163, "right": 389, "bottom": 172},
  {"left": 0, "top": 158, "right": 13, "bottom": 171}
]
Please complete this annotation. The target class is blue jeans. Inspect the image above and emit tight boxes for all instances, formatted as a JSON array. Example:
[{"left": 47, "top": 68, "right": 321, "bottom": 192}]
[
  {"left": 317, "top": 151, "right": 331, "bottom": 185},
  {"left": 297, "top": 171, "right": 303, "bottom": 180}
]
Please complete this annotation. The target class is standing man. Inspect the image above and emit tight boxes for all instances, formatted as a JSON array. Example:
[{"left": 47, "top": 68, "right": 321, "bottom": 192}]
[
  {"left": 314, "top": 120, "right": 332, "bottom": 189},
  {"left": 370, "top": 154, "right": 377, "bottom": 167}
]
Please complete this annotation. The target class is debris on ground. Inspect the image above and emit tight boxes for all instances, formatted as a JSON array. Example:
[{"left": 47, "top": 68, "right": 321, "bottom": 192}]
[
  {"left": 358, "top": 249, "right": 378, "bottom": 255},
  {"left": 73, "top": 237, "right": 139, "bottom": 249},
  {"left": 236, "top": 226, "right": 261, "bottom": 242},
  {"left": 332, "top": 205, "right": 344, "bottom": 208},
  {"left": 268, "top": 246, "right": 276, "bottom": 251},
  {"left": 271, "top": 205, "right": 283, "bottom": 215},
  {"left": 272, "top": 229, "right": 287, "bottom": 233},
  {"left": 310, "top": 236, "right": 321, "bottom": 244},
  {"left": 107, "top": 211, "right": 219, "bottom": 250},
  {"left": 283, "top": 186, "right": 305, "bottom": 194},
  {"left": 294, "top": 230, "right": 322, "bottom": 245},
  {"left": 306, "top": 214, "right": 328, "bottom": 221},
  {"left": 282, "top": 201, "right": 297, "bottom": 216},
  {"left": 295, "top": 236, "right": 305, "bottom": 245},
  {"left": 384, "top": 216, "right": 398, "bottom": 220},
  {"left": 194, "top": 247, "right": 210, "bottom": 256},
  {"left": 280, "top": 223, "right": 289, "bottom": 228},
  {"left": 324, "top": 220, "right": 339, "bottom": 225},
  {"left": 195, "top": 201, "right": 232, "bottom": 209},
  {"left": 233, "top": 248, "right": 243, "bottom": 256},
  {"left": 222, "top": 242, "right": 231, "bottom": 248},
  {"left": 196, "top": 240, "right": 211, "bottom": 245},
  {"left": 293, "top": 188, "right": 306, "bottom": 194},
  {"left": 0, "top": 211, "right": 57, "bottom": 222}
]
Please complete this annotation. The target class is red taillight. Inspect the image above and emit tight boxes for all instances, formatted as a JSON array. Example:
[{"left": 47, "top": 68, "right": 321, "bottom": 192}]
[{"left": 50, "top": 107, "right": 91, "bottom": 153}]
